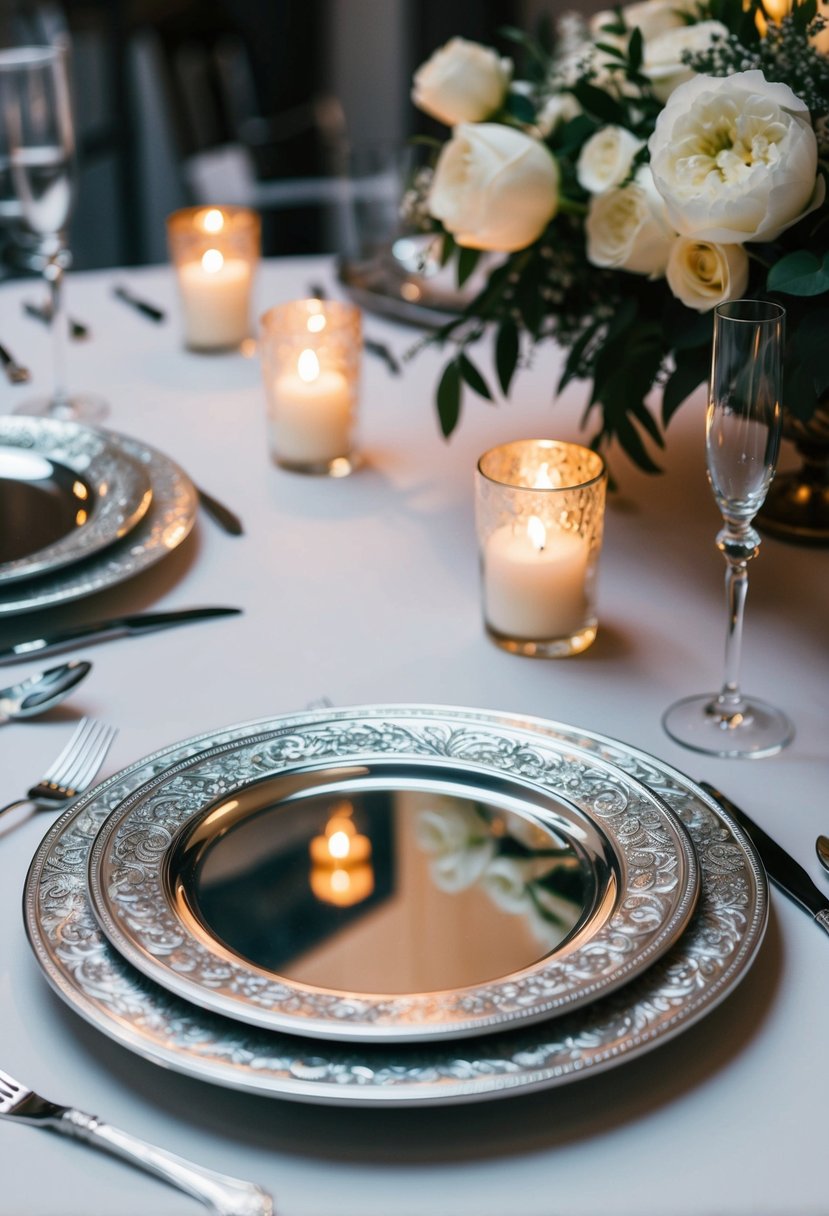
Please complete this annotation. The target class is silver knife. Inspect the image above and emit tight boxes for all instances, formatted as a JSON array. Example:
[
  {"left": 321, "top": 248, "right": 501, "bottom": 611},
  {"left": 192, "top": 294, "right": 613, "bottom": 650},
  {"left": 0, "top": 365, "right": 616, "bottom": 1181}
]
[
  {"left": 0, "top": 606, "right": 242, "bottom": 665},
  {"left": 701, "top": 782, "right": 829, "bottom": 937}
]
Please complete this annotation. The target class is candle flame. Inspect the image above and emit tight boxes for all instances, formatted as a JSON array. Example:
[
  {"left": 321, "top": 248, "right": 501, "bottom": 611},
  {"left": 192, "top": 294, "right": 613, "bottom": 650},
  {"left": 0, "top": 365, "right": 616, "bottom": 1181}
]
[
  {"left": 533, "top": 462, "right": 555, "bottom": 489},
  {"left": 327, "top": 830, "right": 352, "bottom": 860},
  {"left": 298, "top": 348, "right": 320, "bottom": 383},
  {"left": 201, "top": 248, "right": 224, "bottom": 274},
  {"left": 527, "top": 515, "right": 546, "bottom": 551},
  {"left": 307, "top": 313, "right": 326, "bottom": 333},
  {"left": 203, "top": 208, "right": 225, "bottom": 233}
]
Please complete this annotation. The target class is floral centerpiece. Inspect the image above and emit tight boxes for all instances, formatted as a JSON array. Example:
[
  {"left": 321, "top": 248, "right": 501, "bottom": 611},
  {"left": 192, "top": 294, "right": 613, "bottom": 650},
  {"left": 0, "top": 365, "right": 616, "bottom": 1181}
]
[{"left": 409, "top": 0, "right": 829, "bottom": 473}]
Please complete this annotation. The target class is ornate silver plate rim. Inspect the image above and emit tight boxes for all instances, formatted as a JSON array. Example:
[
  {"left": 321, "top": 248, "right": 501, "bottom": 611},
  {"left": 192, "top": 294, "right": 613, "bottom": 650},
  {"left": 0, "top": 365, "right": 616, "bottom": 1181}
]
[
  {"left": 24, "top": 706, "right": 767, "bottom": 1106},
  {"left": 0, "top": 427, "right": 197, "bottom": 616},
  {"left": 86, "top": 712, "right": 700, "bottom": 1042},
  {"left": 0, "top": 416, "right": 153, "bottom": 585}
]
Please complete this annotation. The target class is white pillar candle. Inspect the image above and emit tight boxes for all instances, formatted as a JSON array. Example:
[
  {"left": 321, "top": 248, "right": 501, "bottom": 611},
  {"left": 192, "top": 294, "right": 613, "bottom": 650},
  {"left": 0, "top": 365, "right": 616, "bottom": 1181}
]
[
  {"left": 483, "top": 516, "right": 589, "bottom": 640},
  {"left": 177, "top": 248, "right": 252, "bottom": 349},
  {"left": 269, "top": 348, "right": 352, "bottom": 464}
]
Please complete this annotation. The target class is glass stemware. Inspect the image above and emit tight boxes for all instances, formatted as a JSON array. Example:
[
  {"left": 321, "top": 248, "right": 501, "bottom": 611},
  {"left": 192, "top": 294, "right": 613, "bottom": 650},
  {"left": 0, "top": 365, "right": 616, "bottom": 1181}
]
[
  {"left": 662, "top": 299, "right": 794, "bottom": 758},
  {"left": 0, "top": 43, "right": 105, "bottom": 421}
]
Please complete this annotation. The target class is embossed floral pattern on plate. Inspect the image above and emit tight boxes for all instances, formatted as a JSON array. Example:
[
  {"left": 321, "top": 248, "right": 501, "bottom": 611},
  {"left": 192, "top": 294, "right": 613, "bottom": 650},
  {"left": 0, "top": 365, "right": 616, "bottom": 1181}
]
[
  {"left": 24, "top": 706, "right": 767, "bottom": 1107},
  {"left": 86, "top": 711, "right": 700, "bottom": 1042}
]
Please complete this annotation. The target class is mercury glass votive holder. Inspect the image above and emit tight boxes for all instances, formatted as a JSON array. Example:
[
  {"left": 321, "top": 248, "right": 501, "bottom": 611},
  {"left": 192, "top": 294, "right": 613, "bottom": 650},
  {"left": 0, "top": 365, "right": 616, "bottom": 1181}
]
[
  {"left": 166, "top": 205, "right": 261, "bottom": 352},
  {"left": 260, "top": 298, "right": 362, "bottom": 477},
  {"left": 475, "top": 439, "right": 607, "bottom": 657}
]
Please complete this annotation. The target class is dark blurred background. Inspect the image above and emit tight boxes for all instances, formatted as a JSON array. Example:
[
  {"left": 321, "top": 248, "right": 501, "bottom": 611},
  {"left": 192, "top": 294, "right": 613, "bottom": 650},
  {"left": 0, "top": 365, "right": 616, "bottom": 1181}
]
[{"left": 0, "top": 0, "right": 596, "bottom": 270}]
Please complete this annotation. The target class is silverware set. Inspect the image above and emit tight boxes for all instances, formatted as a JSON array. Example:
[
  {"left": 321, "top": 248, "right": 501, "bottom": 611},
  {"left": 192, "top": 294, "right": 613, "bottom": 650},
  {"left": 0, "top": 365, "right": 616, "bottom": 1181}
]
[{"left": 0, "top": 716, "right": 116, "bottom": 822}]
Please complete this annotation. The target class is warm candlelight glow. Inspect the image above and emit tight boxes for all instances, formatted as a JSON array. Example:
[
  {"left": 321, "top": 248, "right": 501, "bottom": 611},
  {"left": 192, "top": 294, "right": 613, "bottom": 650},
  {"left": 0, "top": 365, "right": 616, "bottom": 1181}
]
[
  {"left": 309, "top": 861, "right": 374, "bottom": 907},
  {"left": 327, "top": 829, "right": 352, "bottom": 859},
  {"left": 533, "top": 463, "right": 554, "bottom": 489},
  {"left": 203, "top": 208, "right": 225, "bottom": 233},
  {"left": 201, "top": 248, "right": 224, "bottom": 274},
  {"left": 307, "top": 313, "right": 326, "bottom": 333},
  {"left": 309, "top": 808, "right": 374, "bottom": 906},
  {"left": 297, "top": 348, "right": 321, "bottom": 383},
  {"left": 527, "top": 515, "right": 546, "bottom": 551}
]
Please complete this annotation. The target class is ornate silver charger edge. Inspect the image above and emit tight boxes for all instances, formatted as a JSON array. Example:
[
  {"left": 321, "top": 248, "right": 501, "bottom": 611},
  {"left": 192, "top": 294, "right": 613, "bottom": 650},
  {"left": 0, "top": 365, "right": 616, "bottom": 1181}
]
[
  {"left": 0, "top": 417, "right": 153, "bottom": 585},
  {"left": 24, "top": 705, "right": 768, "bottom": 1108},
  {"left": 85, "top": 709, "right": 700, "bottom": 1042},
  {"left": 0, "top": 427, "right": 197, "bottom": 616}
]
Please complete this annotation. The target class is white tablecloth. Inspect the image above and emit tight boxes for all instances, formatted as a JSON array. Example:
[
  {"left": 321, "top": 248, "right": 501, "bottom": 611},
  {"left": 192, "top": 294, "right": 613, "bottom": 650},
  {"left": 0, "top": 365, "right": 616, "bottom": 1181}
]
[{"left": 0, "top": 257, "right": 827, "bottom": 1216}]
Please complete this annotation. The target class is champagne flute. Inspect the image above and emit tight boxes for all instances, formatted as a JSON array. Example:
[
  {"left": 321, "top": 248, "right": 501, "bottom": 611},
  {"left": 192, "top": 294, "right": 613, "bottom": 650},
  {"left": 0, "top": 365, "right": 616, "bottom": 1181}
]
[
  {"left": 0, "top": 43, "right": 105, "bottom": 421},
  {"left": 662, "top": 299, "right": 793, "bottom": 758}
]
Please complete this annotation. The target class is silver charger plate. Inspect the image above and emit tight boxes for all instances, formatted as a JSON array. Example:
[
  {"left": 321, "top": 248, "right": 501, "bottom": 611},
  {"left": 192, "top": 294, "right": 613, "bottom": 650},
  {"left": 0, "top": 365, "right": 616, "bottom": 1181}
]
[
  {"left": 0, "top": 428, "right": 197, "bottom": 616},
  {"left": 25, "top": 706, "right": 767, "bottom": 1107},
  {"left": 86, "top": 709, "right": 700, "bottom": 1043},
  {"left": 0, "top": 417, "right": 152, "bottom": 585}
]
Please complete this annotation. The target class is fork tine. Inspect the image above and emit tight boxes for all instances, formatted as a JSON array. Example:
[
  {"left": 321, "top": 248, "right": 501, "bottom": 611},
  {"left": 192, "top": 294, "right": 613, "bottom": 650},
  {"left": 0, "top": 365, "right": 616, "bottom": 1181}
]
[
  {"left": 40, "top": 717, "right": 96, "bottom": 785},
  {"left": 70, "top": 723, "right": 116, "bottom": 792},
  {"left": 0, "top": 1068, "right": 23, "bottom": 1103},
  {"left": 58, "top": 719, "right": 108, "bottom": 791}
]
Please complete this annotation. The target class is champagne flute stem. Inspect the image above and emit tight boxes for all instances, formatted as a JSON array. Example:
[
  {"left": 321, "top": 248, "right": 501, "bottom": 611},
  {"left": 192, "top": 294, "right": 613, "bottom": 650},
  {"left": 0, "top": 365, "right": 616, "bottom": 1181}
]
[
  {"left": 44, "top": 249, "right": 71, "bottom": 417},
  {"left": 711, "top": 526, "right": 759, "bottom": 721}
]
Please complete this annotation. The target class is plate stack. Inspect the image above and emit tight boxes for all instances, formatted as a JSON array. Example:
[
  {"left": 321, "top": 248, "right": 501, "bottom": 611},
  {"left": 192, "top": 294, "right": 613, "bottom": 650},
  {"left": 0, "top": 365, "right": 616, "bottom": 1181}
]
[
  {"left": 0, "top": 417, "right": 197, "bottom": 617},
  {"left": 24, "top": 705, "right": 767, "bottom": 1107}
]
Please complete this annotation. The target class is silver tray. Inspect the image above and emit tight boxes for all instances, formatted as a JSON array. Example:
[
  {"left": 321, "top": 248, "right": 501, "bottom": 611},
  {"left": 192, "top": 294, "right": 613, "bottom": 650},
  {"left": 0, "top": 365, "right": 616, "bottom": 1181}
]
[
  {"left": 25, "top": 706, "right": 767, "bottom": 1107},
  {"left": 86, "top": 711, "right": 699, "bottom": 1042},
  {"left": 0, "top": 417, "right": 152, "bottom": 585},
  {"left": 0, "top": 428, "right": 196, "bottom": 616}
]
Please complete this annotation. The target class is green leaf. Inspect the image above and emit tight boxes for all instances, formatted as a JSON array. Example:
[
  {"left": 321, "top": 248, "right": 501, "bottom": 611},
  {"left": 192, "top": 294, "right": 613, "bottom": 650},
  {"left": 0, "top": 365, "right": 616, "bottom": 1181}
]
[
  {"left": 767, "top": 251, "right": 829, "bottom": 296},
  {"left": 558, "top": 320, "right": 602, "bottom": 394},
  {"left": 570, "top": 81, "right": 627, "bottom": 125},
  {"left": 458, "top": 352, "right": 493, "bottom": 401},
  {"left": 627, "top": 26, "right": 643, "bottom": 72},
  {"left": 506, "top": 92, "right": 536, "bottom": 123},
  {"left": 594, "top": 40, "right": 628, "bottom": 59},
  {"left": 436, "top": 359, "right": 462, "bottom": 437},
  {"left": 495, "top": 320, "right": 520, "bottom": 395},
  {"left": 439, "top": 233, "right": 456, "bottom": 269},
  {"left": 612, "top": 415, "right": 663, "bottom": 474},
  {"left": 662, "top": 347, "right": 709, "bottom": 427},
  {"left": 457, "top": 247, "right": 481, "bottom": 289}
]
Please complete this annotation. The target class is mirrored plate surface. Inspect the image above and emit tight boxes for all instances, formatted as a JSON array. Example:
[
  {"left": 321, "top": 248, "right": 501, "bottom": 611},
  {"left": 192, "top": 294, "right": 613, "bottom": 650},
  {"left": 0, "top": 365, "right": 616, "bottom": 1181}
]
[
  {"left": 86, "top": 711, "right": 699, "bottom": 1042},
  {"left": 0, "top": 417, "right": 152, "bottom": 585},
  {"left": 0, "top": 428, "right": 196, "bottom": 616},
  {"left": 24, "top": 707, "right": 767, "bottom": 1105}
]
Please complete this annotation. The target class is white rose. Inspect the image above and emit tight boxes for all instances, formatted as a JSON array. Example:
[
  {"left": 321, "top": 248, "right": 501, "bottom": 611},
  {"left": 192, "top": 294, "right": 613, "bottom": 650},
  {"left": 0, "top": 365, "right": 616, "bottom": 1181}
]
[
  {"left": 643, "top": 21, "right": 728, "bottom": 101},
  {"left": 412, "top": 37, "right": 512, "bottom": 127},
  {"left": 591, "top": 0, "right": 697, "bottom": 44},
  {"left": 577, "top": 125, "right": 643, "bottom": 194},
  {"left": 415, "top": 803, "right": 495, "bottom": 893},
  {"left": 431, "top": 840, "right": 496, "bottom": 893},
  {"left": 666, "top": 237, "right": 749, "bottom": 311},
  {"left": 586, "top": 165, "right": 675, "bottom": 277},
  {"left": 649, "top": 70, "right": 822, "bottom": 244},
  {"left": 429, "top": 123, "right": 559, "bottom": 252}
]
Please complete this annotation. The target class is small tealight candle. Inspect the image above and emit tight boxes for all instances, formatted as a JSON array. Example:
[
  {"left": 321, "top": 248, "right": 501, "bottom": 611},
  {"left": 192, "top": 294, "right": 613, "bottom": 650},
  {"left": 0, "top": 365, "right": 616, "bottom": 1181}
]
[
  {"left": 260, "top": 298, "right": 362, "bottom": 475},
  {"left": 166, "top": 206, "right": 260, "bottom": 351},
  {"left": 475, "top": 440, "right": 607, "bottom": 658}
]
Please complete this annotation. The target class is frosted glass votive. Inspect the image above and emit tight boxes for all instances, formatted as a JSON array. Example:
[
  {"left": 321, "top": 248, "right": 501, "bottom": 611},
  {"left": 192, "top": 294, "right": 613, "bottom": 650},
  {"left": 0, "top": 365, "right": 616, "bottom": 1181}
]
[{"left": 167, "top": 206, "right": 260, "bottom": 352}]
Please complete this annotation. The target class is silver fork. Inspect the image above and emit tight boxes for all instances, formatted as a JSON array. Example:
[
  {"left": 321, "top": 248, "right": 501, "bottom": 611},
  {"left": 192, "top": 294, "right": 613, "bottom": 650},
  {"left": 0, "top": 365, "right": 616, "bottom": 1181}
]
[
  {"left": 0, "top": 717, "right": 117, "bottom": 821},
  {"left": 0, "top": 1068, "right": 274, "bottom": 1215}
]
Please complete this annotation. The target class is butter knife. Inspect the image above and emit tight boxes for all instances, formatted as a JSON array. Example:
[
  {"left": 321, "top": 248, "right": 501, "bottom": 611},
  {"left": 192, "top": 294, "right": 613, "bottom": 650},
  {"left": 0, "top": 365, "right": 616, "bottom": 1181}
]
[
  {"left": 0, "top": 606, "right": 241, "bottom": 665},
  {"left": 701, "top": 782, "right": 829, "bottom": 936}
]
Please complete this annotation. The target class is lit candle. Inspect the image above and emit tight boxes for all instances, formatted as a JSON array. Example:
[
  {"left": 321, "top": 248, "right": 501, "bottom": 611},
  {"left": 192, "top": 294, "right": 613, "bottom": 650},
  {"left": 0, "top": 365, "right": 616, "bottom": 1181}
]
[
  {"left": 177, "top": 248, "right": 252, "bottom": 350},
  {"left": 309, "top": 814, "right": 372, "bottom": 865},
  {"left": 483, "top": 515, "right": 590, "bottom": 640},
  {"left": 270, "top": 348, "right": 353, "bottom": 464}
]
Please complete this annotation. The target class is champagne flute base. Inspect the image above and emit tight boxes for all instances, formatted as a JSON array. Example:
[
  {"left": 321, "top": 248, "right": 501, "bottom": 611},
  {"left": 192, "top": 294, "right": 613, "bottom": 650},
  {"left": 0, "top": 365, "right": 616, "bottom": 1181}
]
[
  {"left": 662, "top": 693, "right": 794, "bottom": 759},
  {"left": 13, "top": 393, "right": 108, "bottom": 424}
]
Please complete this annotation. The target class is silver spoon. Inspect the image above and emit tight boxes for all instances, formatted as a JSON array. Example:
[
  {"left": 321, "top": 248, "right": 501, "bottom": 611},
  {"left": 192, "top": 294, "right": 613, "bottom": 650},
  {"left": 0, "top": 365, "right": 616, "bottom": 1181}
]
[
  {"left": 0, "top": 660, "right": 91, "bottom": 722},
  {"left": 816, "top": 835, "right": 829, "bottom": 874}
]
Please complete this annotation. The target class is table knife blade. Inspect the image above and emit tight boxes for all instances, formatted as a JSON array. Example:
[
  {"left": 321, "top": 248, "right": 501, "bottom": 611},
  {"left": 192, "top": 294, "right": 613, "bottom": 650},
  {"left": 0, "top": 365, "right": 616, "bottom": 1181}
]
[
  {"left": 701, "top": 782, "right": 829, "bottom": 934},
  {"left": 0, "top": 606, "right": 241, "bottom": 665}
]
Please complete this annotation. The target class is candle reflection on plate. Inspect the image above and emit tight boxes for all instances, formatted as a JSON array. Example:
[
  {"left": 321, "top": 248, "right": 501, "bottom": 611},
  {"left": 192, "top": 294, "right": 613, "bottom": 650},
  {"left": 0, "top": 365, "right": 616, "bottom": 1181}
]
[{"left": 309, "top": 806, "right": 374, "bottom": 907}]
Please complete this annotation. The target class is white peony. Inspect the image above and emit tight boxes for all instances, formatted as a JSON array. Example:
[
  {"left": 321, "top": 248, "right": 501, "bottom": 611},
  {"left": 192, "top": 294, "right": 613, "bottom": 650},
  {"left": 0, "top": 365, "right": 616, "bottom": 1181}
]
[
  {"left": 643, "top": 20, "right": 728, "bottom": 101},
  {"left": 577, "top": 125, "right": 643, "bottom": 195},
  {"left": 649, "top": 70, "right": 822, "bottom": 244},
  {"left": 412, "top": 37, "right": 512, "bottom": 127},
  {"left": 536, "top": 92, "right": 581, "bottom": 137},
  {"left": 429, "top": 123, "right": 559, "bottom": 252},
  {"left": 666, "top": 237, "right": 749, "bottom": 312},
  {"left": 591, "top": 0, "right": 697, "bottom": 45},
  {"left": 586, "top": 165, "right": 675, "bottom": 277}
]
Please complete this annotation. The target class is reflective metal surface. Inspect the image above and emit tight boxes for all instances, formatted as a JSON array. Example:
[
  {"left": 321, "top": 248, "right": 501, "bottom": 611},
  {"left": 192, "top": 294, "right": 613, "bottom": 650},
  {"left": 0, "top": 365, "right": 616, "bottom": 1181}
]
[
  {"left": 0, "top": 660, "right": 91, "bottom": 721},
  {"left": 0, "top": 428, "right": 197, "bottom": 616},
  {"left": 0, "top": 418, "right": 152, "bottom": 585},
  {"left": 87, "top": 712, "right": 698, "bottom": 1042},
  {"left": 25, "top": 707, "right": 766, "bottom": 1105}
]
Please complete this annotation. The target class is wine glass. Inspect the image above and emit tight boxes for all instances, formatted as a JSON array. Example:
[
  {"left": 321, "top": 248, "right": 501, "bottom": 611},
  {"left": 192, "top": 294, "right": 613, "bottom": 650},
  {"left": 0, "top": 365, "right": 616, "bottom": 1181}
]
[
  {"left": 662, "top": 299, "right": 793, "bottom": 758},
  {"left": 0, "top": 43, "right": 106, "bottom": 421}
]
